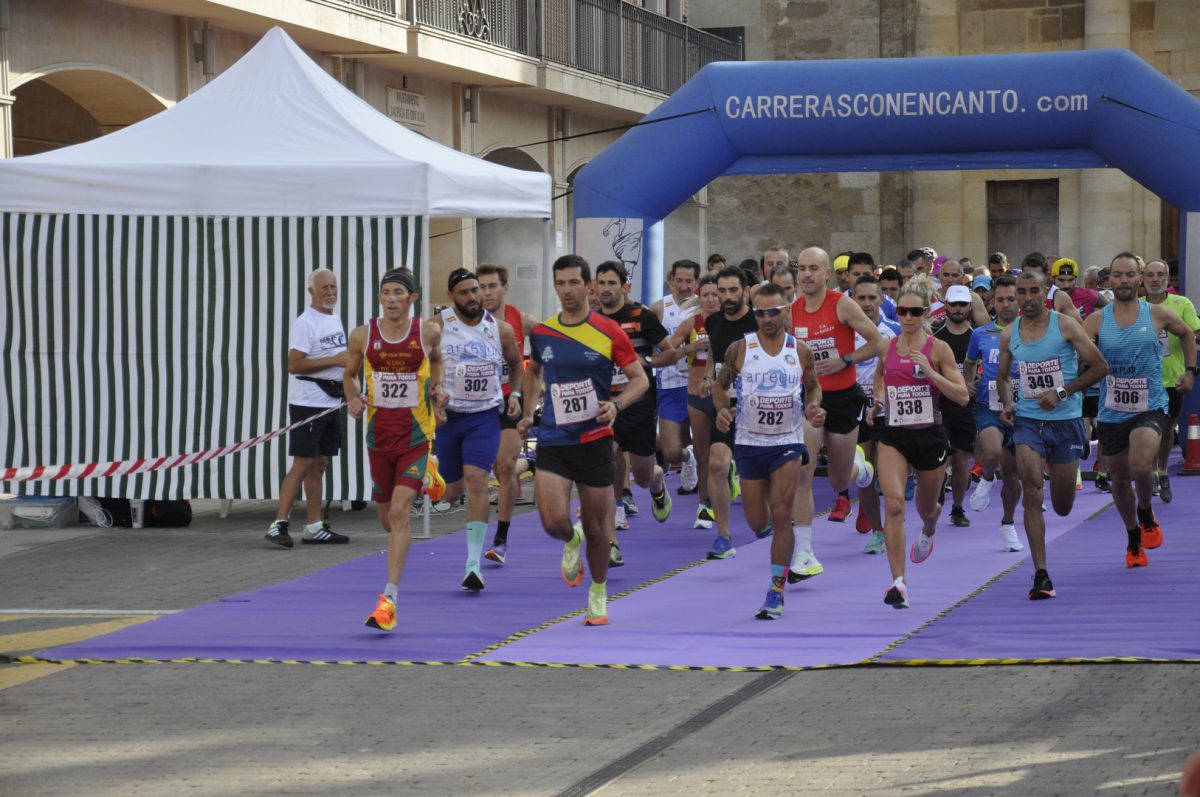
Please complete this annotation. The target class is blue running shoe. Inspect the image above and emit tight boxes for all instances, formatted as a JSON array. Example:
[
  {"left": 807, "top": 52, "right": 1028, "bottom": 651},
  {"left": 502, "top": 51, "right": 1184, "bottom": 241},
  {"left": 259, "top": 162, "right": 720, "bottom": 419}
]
[
  {"left": 754, "top": 522, "right": 773, "bottom": 540},
  {"left": 756, "top": 589, "right": 784, "bottom": 620},
  {"left": 904, "top": 472, "right": 916, "bottom": 501},
  {"left": 706, "top": 536, "right": 736, "bottom": 560}
]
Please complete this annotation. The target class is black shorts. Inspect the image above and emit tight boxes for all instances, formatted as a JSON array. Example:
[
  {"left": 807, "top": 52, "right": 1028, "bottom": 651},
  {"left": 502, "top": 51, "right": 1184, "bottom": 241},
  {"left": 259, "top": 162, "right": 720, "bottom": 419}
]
[
  {"left": 1096, "top": 410, "right": 1170, "bottom": 457},
  {"left": 499, "top": 394, "right": 523, "bottom": 431},
  {"left": 288, "top": 404, "right": 341, "bottom": 458},
  {"left": 858, "top": 412, "right": 880, "bottom": 444},
  {"left": 941, "top": 405, "right": 977, "bottom": 454},
  {"left": 1082, "top": 394, "right": 1099, "bottom": 419},
  {"left": 536, "top": 438, "right": 617, "bottom": 488},
  {"left": 613, "top": 408, "right": 658, "bottom": 458},
  {"left": 877, "top": 422, "right": 950, "bottom": 472},
  {"left": 1167, "top": 387, "right": 1183, "bottom": 419},
  {"left": 821, "top": 385, "right": 868, "bottom": 436}
]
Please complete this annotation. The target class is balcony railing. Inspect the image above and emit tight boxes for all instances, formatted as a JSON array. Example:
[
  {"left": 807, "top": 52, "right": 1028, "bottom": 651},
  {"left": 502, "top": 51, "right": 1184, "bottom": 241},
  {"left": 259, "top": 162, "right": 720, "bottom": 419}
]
[{"left": 339, "top": 0, "right": 743, "bottom": 94}]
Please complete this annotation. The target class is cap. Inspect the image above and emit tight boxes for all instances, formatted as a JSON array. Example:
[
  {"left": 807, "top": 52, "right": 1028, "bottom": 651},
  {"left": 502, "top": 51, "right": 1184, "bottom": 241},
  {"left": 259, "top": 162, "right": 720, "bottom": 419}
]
[
  {"left": 447, "top": 267, "right": 478, "bottom": 292},
  {"left": 833, "top": 254, "right": 850, "bottom": 271},
  {"left": 972, "top": 275, "right": 993, "bottom": 292},
  {"left": 1051, "top": 257, "right": 1078, "bottom": 277},
  {"left": 920, "top": 246, "right": 938, "bottom": 261},
  {"left": 945, "top": 285, "right": 972, "bottom": 304}
]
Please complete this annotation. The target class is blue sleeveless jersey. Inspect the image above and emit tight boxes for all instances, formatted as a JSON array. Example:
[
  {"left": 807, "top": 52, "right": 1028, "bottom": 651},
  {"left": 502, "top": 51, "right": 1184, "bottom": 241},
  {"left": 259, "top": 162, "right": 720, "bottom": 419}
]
[
  {"left": 1009, "top": 312, "right": 1080, "bottom": 421},
  {"left": 1097, "top": 302, "right": 1167, "bottom": 423}
]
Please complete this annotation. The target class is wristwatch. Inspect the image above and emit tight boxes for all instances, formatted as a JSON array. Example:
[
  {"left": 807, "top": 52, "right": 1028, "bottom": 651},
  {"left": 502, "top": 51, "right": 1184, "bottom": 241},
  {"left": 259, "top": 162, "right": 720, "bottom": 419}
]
[
  {"left": 1055, "top": 386, "right": 1069, "bottom": 401},
  {"left": 841, "top": 354, "right": 854, "bottom": 366},
  {"left": 1188, "top": 365, "right": 1200, "bottom": 376}
]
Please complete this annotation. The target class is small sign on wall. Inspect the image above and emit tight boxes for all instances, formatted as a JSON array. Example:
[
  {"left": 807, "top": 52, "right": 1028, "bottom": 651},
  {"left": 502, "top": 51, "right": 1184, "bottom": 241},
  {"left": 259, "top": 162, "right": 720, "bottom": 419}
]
[
  {"left": 387, "top": 88, "right": 427, "bottom": 127},
  {"left": 575, "top": 216, "right": 644, "bottom": 300}
]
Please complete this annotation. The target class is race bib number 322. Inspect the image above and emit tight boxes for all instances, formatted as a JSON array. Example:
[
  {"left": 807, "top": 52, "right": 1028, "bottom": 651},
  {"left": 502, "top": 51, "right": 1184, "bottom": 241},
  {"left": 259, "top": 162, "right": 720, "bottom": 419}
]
[{"left": 373, "top": 371, "right": 418, "bottom": 409}]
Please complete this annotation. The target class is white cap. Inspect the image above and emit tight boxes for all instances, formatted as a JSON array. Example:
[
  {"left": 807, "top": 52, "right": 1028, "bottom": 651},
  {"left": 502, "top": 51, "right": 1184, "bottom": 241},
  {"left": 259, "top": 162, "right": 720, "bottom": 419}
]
[{"left": 945, "top": 285, "right": 972, "bottom": 304}]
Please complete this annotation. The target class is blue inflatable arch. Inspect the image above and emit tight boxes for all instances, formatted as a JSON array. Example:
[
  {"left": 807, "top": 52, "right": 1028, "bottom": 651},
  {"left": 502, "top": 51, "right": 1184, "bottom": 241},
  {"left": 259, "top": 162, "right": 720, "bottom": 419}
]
[{"left": 572, "top": 49, "right": 1200, "bottom": 300}]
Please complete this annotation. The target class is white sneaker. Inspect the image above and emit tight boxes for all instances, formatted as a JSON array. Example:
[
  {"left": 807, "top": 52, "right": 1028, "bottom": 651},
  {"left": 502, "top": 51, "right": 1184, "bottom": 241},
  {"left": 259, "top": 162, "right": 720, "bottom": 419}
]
[
  {"left": 680, "top": 445, "right": 699, "bottom": 492},
  {"left": 968, "top": 476, "right": 994, "bottom": 512},
  {"left": 788, "top": 550, "right": 824, "bottom": 583},
  {"left": 615, "top": 503, "right": 629, "bottom": 531},
  {"left": 853, "top": 444, "right": 874, "bottom": 489},
  {"left": 1000, "top": 523, "right": 1024, "bottom": 552}
]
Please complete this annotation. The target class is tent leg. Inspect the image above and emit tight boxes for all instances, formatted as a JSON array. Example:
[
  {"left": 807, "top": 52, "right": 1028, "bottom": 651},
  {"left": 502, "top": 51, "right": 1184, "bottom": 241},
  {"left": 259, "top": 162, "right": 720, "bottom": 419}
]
[
  {"left": 218, "top": 499, "right": 232, "bottom": 519},
  {"left": 542, "top": 216, "right": 555, "bottom": 319},
  {"left": 420, "top": 215, "right": 432, "bottom": 540}
]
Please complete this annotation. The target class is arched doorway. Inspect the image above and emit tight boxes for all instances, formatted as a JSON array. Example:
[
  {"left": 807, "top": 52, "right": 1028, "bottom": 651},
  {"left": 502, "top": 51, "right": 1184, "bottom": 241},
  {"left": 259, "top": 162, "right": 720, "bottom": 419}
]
[
  {"left": 12, "top": 68, "right": 165, "bottom": 155},
  {"left": 478, "top": 147, "right": 548, "bottom": 316}
]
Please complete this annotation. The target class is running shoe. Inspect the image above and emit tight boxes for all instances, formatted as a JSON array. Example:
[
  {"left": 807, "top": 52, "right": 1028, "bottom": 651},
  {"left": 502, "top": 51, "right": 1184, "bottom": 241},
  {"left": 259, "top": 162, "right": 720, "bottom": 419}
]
[
  {"left": 584, "top": 588, "right": 609, "bottom": 626},
  {"left": 1159, "top": 475, "right": 1173, "bottom": 504},
  {"left": 615, "top": 503, "right": 629, "bottom": 531},
  {"left": 1126, "top": 544, "right": 1149, "bottom": 568},
  {"left": 909, "top": 533, "right": 934, "bottom": 564},
  {"left": 853, "top": 445, "right": 875, "bottom": 489},
  {"left": 694, "top": 503, "right": 715, "bottom": 530},
  {"left": 754, "top": 523, "right": 773, "bottom": 540},
  {"left": 609, "top": 541, "right": 625, "bottom": 568},
  {"left": 969, "top": 462, "right": 984, "bottom": 482},
  {"left": 423, "top": 455, "right": 447, "bottom": 503},
  {"left": 1028, "top": 568, "right": 1057, "bottom": 600},
  {"left": 302, "top": 520, "right": 349, "bottom": 544},
  {"left": 828, "top": 494, "right": 852, "bottom": 523},
  {"left": 949, "top": 507, "right": 970, "bottom": 528},
  {"left": 1000, "top": 523, "right": 1024, "bottom": 552},
  {"left": 969, "top": 477, "right": 994, "bottom": 512},
  {"left": 484, "top": 543, "right": 507, "bottom": 565},
  {"left": 1075, "top": 467, "right": 1083, "bottom": 491},
  {"left": 651, "top": 487, "right": 672, "bottom": 522},
  {"left": 1151, "top": 473, "right": 1161, "bottom": 497},
  {"left": 265, "top": 520, "right": 293, "bottom": 549},
  {"left": 728, "top": 462, "right": 741, "bottom": 502},
  {"left": 864, "top": 530, "right": 886, "bottom": 555},
  {"left": 1094, "top": 472, "right": 1111, "bottom": 493},
  {"left": 364, "top": 594, "right": 396, "bottom": 631},
  {"left": 787, "top": 551, "right": 824, "bottom": 583},
  {"left": 622, "top": 489, "right": 639, "bottom": 516},
  {"left": 904, "top": 472, "right": 916, "bottom": 501},
  {"left": 884, "top": 580, "right": 909, "bottom": 610},
  {"left": 706, "top": 535, "right": 736, "bottom": 560},
  {"left": 461, "top": 568, "right": 485, "bottom": 592},
  {"left": 855, "top": 510, "right": 872, "bottom": 534},
  {"left": 561, "top": 523, "right": 585, "bottom": 587},
  {"left": 755, "top": 589, "right": 784, "bottom": 620},
  {"left": 1141, "top": 515, "right": 1164, "bottom": 549},
  {"left": 680, "top": 445, "right": 699, "bottom": 493}
]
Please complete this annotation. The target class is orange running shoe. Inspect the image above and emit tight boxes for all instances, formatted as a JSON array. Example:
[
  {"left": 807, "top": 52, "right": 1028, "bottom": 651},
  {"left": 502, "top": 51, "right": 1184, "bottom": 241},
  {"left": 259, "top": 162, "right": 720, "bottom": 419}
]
[
  {"left": 423, "top": 455, "right": 447, "bottom": 503},
  {"left": 969, "top": 462, "right": 984, "bottom": 482},
  {"left": 1141, "top": 516, "right": 1164, "bottom": 549},
  {"left": 1126, "top": 546, "right": 1149, "bottom": 568},
  {"left": 365, "top": 594, "right": 397, "bottom": 631}
]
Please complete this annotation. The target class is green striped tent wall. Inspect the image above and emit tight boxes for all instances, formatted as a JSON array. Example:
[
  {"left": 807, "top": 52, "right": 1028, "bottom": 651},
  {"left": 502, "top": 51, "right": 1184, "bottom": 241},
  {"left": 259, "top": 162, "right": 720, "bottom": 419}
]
[{"left": 1, "top": 213, "right": 422, "bottom": 500}]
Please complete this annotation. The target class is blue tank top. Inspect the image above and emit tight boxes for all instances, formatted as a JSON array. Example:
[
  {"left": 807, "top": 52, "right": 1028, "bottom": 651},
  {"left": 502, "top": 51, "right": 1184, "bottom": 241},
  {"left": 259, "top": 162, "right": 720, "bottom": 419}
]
[
  {"left": 1009, "top": 312, "right": 1080, "bottom": 421},
  {"left": 1097, "top": 302, "right": 1168, "bottom": 423}
]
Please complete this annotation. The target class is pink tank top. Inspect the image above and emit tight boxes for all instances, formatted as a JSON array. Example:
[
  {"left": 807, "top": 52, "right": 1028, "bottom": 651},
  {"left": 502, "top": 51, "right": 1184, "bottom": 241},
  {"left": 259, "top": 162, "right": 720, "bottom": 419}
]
[{"left": 883, "top": 335, "right": 941, "bottom": 428}]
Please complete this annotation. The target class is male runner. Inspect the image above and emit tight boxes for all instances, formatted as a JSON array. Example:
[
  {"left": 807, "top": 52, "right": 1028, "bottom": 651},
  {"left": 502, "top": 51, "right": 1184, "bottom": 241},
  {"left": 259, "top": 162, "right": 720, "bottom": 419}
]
[
  {"left": 476, "top": 263, "right": 537, "bottom": 564},
  {"left": 518, "top": 255, "right": 648, "bottom": 626},
  {"left": 267, "top": 268, "right": 350, "bottom": 548},
  {"left": 997, "top": 270, "right": 1108, "bottom": 600},
  {"left": 987, "top": 253, "right": 1008, "bottom": 281},
  {"left": 1083, "top": 253, "right": 1196, "bottom": 566},
  {"left": 1143, "top": 259, "right": 1200, "bottom": 503},
  {"left": 878, "top": 267, "right": 903, "bottom": 301},
  {"left": 964, "top": 274, "right": 1025, "bottom": 552},
  {"left": 848, "top": 252, "right": 898, "bottom": 322},
  {"left": 1050, "top": 257, "right": 1106, "bottom": 490},
  {"left": 768, "top": 264, "right": 798, "bottom": 303},
  {"left": 650, "top": 259, "right": 701, "bottom": 496},
  {"left": 349, "top": 269, "right": 446, "bottom": 632},
  {"left": 714, "top": 282, "right": 824, "bottom": 619},
  {"left": 926, "top": 259, "right": 990, "bottom": 331},
  {"left": 427, "top": 268, "right": 522, "bottom": 591},
  {"left": 790, "top": 246, "right": 880, "bottom": 578},
  {"left": 934, "top": 284, "right": 978, "bottom": 527},
  {"left": 1021, "top": 252, "right": 1083, "bottom": 323}
]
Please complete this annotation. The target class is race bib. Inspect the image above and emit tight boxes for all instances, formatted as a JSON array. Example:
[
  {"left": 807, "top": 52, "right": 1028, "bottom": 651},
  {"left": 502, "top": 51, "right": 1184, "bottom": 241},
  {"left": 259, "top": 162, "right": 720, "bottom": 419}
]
[
  {"left": 987, "top": 380, "right": 1003, "bottom": 412},
  {"left": 550, "top": 379, "right": 598, "bottom": 424},
  {"left": 1159, "top": 329, "right": 1170, "bottom": 358},
  {"left": 744, "top": 394, "right": 795, "bottom": 436},
  {"left": 372, "top": 371, "right": 418, "bottom": 409},
  {"left": 887, "top": 383, "right": 934, "bottom": 427},
  {"left": 804, "top": 334, "right": 838, "bottom": 363},
  {"left": 1019, "top": 359, "right": 1064, "bottom": 398},
  {"left": 1104, "top": 375, "right": 1149, "bottom": 414},
  {"left": 453, "top": 362, "right": 496, "bottom": 400},
  {"left": 611, "top": 363, "right": 630, "bottom": 389}
]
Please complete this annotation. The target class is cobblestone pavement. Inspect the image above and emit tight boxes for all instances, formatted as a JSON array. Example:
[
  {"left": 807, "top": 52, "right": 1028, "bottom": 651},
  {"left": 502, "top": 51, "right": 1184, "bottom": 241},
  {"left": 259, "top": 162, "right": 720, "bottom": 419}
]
[{"left": 1, "top": 500, "right": 1196, "bottom": 795}]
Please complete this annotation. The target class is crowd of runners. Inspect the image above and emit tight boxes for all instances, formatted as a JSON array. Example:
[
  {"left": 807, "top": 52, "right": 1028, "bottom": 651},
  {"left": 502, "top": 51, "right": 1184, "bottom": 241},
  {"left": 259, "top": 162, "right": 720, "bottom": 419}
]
[{"left": 268, "top": 246, "right": 1199, "bottom": 629}]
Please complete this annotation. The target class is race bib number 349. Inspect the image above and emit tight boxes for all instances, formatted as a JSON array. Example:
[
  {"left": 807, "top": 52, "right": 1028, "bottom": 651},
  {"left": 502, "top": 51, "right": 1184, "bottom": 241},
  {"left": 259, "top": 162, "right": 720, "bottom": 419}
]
[{"left": 1019, "top": 359, "right": 1064, "bottom": 397}]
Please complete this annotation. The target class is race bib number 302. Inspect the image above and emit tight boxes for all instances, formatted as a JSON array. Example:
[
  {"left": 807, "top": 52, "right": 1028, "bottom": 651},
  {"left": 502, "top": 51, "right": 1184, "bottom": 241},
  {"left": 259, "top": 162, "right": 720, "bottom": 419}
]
[{"left": 453, "top": 362, "right": 496, "bottom": 399}]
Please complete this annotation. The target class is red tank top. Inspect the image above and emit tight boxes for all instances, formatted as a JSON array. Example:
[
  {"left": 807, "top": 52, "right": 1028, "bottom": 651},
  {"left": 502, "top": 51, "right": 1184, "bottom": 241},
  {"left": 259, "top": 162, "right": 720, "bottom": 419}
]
[
  {"left": 501, "top": 303, "right": 525, "bottom": 397},
  {"left": 364, "top": 317, "right": 433, "bottom": 451},
  {"left": 791, "top": 290, "right": 857, "bottom": 391}
]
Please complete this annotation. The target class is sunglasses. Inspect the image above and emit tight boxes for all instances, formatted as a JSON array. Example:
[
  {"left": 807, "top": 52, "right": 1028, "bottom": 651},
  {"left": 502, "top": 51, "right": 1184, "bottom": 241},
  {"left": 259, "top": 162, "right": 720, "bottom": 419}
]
[
  {"left": 947, "top": 302, "right": 971, "bottom": 308},
  {"left": 753, "top": 306, "right": 789, "bottom": 318},
  {"left": 896, "top": 306, "right": 928, "bottom": 317}
]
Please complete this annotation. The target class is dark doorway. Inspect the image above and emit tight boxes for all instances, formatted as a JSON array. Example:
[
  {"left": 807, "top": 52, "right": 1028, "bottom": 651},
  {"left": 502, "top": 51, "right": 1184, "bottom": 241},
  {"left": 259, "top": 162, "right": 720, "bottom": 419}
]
[{"left": 987, "top": 179, "right": 1060, "bottom": 261}]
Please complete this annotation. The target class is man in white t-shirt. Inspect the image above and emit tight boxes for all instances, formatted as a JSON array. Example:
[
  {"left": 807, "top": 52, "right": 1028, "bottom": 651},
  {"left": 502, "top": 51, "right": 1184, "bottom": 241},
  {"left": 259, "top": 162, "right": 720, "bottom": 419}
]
[{"left": 265, "top": 269, "right": 350, "bottom": 548}]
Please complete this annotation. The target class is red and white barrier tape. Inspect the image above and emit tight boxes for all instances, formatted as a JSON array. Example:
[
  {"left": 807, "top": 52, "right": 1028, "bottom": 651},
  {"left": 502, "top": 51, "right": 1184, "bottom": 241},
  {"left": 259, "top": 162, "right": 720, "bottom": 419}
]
[{"left": 2, "top": 401, "right": 346, "bottom": 483}]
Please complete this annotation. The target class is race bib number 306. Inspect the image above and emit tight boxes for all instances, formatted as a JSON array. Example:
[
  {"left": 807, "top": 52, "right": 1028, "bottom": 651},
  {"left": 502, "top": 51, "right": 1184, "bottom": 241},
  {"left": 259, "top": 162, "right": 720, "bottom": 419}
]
[{"left": 1104, "top": 375, "right": 1149, "bottom": 414}]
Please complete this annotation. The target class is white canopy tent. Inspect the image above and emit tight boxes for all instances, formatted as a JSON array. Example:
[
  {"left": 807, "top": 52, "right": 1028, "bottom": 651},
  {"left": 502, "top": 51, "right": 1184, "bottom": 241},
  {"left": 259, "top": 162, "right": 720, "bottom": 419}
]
[{"left": 0, "top": 28, "right": 552, "bottom": 505}]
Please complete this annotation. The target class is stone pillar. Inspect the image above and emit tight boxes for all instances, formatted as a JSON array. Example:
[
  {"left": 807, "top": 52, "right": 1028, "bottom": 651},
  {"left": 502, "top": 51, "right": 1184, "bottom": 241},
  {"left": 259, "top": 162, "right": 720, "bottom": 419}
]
[
  {"left": 0, "top": 11, "right": 11, "bottom": 159},
  {"left": 1079, "top": 0, "right": 1133, "bottom": 269},
  {"left": 908, "top": 0, "right": 963, "bottom": 258}
]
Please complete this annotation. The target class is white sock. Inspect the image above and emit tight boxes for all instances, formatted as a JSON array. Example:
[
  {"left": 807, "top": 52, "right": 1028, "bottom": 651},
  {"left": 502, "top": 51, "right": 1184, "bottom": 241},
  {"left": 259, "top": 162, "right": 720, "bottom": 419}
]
[
  {"left": 793, "top": 524, "right": 813, "bottom": 554},
  {"left": 384, "top": 583, "right": 398, "bottom": 601}
]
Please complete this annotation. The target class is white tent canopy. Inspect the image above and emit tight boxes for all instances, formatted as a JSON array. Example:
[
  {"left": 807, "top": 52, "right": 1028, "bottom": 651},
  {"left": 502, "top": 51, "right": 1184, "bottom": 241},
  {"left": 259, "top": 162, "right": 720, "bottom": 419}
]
[{"left": 0, "top": 27, "right": 552, "bottom": 218}]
